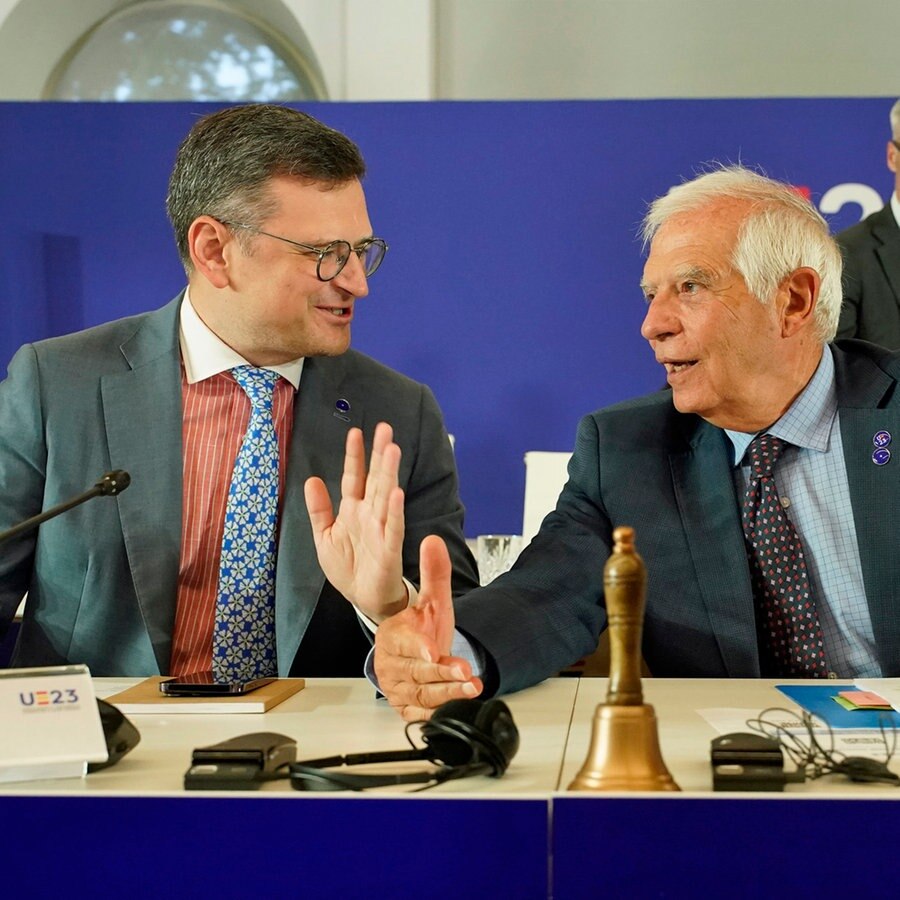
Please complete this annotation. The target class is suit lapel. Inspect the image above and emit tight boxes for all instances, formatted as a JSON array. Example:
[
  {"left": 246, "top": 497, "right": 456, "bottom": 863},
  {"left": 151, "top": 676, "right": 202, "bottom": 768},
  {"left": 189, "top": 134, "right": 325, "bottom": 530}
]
[
  {"left": 101, "top": 297, "right": 183, "bottom": 673},
  {"left": 274, "top": 355, "right": 356, "bottom": 674},
  {"left": 669, "top": 419, "right": 761, "bottom": 676},
  {"left": 835, "top": 347, "right": 900, "bottom": 674},
  {"left": 871, "top": 206, "right": 900, "bottom": 309}
]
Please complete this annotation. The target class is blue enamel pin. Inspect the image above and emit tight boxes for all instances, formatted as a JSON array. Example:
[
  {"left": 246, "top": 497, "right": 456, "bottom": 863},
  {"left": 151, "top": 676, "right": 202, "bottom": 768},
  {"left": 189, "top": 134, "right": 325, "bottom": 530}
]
[{"left": 334, "top": 398, "right": 351, "bottom": 422}]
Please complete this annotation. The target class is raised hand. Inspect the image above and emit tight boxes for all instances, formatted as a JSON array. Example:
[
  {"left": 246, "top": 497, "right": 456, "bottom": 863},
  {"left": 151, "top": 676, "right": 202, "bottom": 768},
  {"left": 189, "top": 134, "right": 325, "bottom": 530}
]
[
  {"left": 305, "top": 422, "right": 408, "bottom": 621},
  {"left": 374, "top": 535, "right": 482, "bottom": 721}
]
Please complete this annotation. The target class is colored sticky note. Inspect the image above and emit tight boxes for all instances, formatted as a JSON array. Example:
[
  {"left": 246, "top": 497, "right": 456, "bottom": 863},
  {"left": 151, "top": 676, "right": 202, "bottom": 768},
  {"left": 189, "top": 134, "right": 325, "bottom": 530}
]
[{"left": 837, "top": 690, "right": 892, "bottom": 709}]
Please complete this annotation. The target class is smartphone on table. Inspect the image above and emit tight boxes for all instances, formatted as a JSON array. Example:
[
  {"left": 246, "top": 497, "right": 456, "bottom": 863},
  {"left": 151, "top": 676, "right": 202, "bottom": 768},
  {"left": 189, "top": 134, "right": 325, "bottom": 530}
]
[{"left": 159, "top": 671, "right": 276, "bottom": 696}]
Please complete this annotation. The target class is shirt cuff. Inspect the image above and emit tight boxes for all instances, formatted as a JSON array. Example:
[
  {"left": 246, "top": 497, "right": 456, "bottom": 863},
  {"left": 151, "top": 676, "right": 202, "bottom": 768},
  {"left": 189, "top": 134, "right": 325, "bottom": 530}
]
[
  {"left": 356, "top": 577, "right": 418, "bottom": 635},
  {"left": 363, "top": 627, "right": 485, "bottom": 689}
]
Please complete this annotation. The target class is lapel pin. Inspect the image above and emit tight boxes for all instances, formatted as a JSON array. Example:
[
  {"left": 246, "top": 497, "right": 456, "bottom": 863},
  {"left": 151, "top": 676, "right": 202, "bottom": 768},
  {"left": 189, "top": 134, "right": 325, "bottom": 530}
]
[
  {"left": 873, "top": 430, "right": 891, "bottom": 449},
  {"left": 872, "top": 448, "right": 891, "bottom": 466},
  {"left": 333, "top": 398, "right": 351, "bottom": 422}
]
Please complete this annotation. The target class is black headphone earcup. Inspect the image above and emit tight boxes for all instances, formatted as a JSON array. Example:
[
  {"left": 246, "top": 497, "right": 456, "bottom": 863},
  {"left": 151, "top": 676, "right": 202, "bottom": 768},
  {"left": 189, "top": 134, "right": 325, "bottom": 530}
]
[
  {"left": 422, "top": 698, "right": 520, "bottom": 775},
  {"left": 422, "top": 699, "right": 485, "bottom": 765},
  {"left": 474, "top": 699, "right": 520, "bottom": 775}
]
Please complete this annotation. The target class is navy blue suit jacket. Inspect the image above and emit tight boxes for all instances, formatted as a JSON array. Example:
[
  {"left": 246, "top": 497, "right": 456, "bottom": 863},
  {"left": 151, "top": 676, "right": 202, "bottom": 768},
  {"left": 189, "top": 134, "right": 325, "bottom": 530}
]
[{"left": 456, "top": 341, "right": 900, "bottom": 696}]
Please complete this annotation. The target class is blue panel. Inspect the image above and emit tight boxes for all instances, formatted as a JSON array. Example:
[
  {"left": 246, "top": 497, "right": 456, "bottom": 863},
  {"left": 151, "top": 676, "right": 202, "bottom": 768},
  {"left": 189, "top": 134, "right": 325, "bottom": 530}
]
[
  {"left": 0, "top": 99, "right": 892, "bottom": 533},
  {"left": 553, "top": 796, "right": 900, "bottom": 897},
  {"left": 2, "top": 795, "right": 548, "bottom": 900}
]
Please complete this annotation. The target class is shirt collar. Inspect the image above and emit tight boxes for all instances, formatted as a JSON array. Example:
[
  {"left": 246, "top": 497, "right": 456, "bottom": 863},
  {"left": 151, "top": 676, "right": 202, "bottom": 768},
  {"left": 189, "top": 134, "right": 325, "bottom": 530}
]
[
  {"left": 179, "top": 289, "right": 304, "bottom": 389},
  {"left": 725, "top": 347, "right": 837, "bottom": 465}
]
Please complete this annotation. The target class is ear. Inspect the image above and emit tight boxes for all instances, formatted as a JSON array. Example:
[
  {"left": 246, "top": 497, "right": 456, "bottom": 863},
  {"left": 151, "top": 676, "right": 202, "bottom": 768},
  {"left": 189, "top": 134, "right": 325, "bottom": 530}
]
[
  {"left": 187, "top": 216, "right": 235, "bottom": 289},
  {"left": 888, "top": 140, "right": 899, "bottom": 174},
  {"left": 779, "top": 267, "right": 819, "bottom": 338}
]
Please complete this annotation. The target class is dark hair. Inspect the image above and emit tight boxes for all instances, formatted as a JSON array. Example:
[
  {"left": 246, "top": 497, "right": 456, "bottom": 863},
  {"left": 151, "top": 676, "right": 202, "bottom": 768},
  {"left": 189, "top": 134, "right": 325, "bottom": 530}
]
[{"left": 166, "top": 103, "right": 366, "bottom": 270}]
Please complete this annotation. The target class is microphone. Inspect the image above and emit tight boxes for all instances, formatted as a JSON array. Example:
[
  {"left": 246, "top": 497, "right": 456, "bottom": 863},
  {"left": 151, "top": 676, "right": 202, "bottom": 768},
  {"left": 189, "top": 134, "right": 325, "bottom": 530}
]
[{"left": 0, "top": 470, "right": 131, "bottom": 545}]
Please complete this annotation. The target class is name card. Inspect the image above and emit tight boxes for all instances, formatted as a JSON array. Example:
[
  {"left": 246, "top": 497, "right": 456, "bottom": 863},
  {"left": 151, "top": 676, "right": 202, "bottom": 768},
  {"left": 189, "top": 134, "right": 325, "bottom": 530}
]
[{"left": 0, "top": 664, "right": 108, "bottom": 783}]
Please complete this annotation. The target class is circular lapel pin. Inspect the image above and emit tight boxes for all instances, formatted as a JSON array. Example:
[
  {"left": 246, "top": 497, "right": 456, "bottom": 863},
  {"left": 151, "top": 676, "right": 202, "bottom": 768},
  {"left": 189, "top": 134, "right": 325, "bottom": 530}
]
[
  {"left": 873, "top": 430, "right": 892, "bottom": 449},
  {"left": 333, "top": 398, "right": 351, "bottom": 422},
  {"left": 873, "top": 448, "right": 891, "bottom": 466}
]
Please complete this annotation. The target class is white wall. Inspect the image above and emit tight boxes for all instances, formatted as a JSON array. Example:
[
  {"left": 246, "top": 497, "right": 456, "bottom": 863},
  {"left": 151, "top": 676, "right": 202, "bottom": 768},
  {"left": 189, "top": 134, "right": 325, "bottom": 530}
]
[
  {"left": 435, "top": 0, "right": 900, "bottom": 99},
  {"left": 0, "top": 0, "right": 897, "bottom": 101}
]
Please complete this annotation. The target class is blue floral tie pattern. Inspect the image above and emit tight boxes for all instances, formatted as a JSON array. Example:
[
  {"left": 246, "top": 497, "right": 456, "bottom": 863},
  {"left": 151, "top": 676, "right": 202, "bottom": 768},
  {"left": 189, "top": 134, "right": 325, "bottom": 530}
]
[
  {"left": 212, "top": 366, "right": 280, "bottom": 681},
  {"left": 740, "top": 433, "right": 827, "bottom": 677}
]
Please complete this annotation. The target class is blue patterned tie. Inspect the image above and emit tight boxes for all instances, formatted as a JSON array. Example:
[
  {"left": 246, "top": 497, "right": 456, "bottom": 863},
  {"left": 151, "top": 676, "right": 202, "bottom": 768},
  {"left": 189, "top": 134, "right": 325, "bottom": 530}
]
[{"left": 212, "top": 366, "right": 280, "bottom": 681}]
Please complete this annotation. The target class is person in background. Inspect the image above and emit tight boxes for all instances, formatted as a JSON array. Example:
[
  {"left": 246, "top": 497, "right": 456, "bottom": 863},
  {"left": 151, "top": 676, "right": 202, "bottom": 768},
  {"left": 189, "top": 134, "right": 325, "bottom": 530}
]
[
  {"left": 365, "top": 164, "right": 900, "bottom": 720},
  {"left": 0, "top": 103, "right": 478, "bottom": 678},
  {"left": 836, "top": 98, "right": 900, "bottom": 348}
]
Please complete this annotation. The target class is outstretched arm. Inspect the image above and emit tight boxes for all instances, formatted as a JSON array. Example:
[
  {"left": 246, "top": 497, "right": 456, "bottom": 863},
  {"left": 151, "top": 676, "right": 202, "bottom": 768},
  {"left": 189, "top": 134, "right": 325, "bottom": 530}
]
[
  {"left": 374, "top": 535, "right": 482, "bottom": 721},
  {"left": 305, "top": 422, "right": 408, "bottom": 622}
]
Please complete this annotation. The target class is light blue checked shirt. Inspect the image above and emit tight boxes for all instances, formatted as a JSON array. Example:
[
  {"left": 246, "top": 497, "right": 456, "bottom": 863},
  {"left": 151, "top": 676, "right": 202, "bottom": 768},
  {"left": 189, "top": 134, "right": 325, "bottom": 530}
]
[{"left": 726, "top": 347, "right": 880, "bottom": 678}]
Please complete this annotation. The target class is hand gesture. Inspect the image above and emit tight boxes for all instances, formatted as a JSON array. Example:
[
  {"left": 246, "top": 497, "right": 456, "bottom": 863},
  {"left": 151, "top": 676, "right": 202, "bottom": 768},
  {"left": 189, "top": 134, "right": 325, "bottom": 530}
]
[
  {"left": 374, "top": 535, "right": 482, "bottom": 721},
  {"left": 305, "top": 422, "right": 407, "bottom": 621}
]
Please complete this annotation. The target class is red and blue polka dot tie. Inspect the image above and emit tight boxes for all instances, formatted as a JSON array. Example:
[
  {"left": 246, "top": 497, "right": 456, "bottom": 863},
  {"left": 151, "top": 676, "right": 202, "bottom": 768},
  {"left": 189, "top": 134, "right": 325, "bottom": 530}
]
[
  {"left": 740, "top": 433, "right": 827, "bottom": 677},
  {"left": 212, "top": 366, "right": 280, "bottom": 681}
]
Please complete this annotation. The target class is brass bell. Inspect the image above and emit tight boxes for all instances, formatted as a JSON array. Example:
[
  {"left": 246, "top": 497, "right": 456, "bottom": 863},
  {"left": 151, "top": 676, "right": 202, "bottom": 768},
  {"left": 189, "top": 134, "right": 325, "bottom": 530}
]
[{"left": 568, "top": 526, "right": 679, "bottom": 792}]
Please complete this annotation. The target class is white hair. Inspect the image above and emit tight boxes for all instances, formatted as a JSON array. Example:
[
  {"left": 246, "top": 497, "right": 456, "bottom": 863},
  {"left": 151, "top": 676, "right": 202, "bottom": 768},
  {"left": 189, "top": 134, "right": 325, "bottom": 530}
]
[
  {"left": 890, "top": 99, "right": 900, "bottom": 141},
  {"left": 641, "top": 165, "right": 843, "bottom": 343}
]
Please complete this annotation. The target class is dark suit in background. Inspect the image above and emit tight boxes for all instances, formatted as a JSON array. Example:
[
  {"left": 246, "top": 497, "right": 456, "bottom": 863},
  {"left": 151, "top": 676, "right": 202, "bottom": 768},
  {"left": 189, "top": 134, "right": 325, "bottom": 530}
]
[
  {"left": 0, "top": 295, "right": 478, "bottom": 676},
  {"left": 836, "top": 204, "right": 900, "bottom": 348},
  {"left": 455, "top": 341, "right": 900, "bottom": 696}
]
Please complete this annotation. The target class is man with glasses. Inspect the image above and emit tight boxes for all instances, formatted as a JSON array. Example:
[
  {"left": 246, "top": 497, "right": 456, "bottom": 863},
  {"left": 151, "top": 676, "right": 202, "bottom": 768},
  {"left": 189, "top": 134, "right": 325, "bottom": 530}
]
[
  {"left": 0, "top": 104, "right": 478, "bottom": 678},
  {"left": 836, "top": 98, "right": 900, "bottom": 349}
]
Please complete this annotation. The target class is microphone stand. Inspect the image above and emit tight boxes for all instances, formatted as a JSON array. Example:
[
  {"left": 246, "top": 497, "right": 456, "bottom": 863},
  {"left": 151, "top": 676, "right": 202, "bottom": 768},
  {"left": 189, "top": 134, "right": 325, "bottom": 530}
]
[{"left": 0, "top": 470, "right": 131, "bottom": 545}]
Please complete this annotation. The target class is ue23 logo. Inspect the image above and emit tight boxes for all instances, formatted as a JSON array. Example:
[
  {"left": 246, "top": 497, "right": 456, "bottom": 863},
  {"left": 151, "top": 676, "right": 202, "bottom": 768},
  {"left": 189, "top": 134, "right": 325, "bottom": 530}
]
[{"left": 19, "top": 688, "right": 79, "bottom": 707}]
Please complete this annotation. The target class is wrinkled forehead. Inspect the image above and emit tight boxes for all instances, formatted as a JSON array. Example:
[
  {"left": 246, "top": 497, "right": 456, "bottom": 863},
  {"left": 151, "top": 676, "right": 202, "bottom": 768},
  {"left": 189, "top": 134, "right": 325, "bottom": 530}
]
[{"left": 643, "top": 200, "right": 748, "bottom": 276}]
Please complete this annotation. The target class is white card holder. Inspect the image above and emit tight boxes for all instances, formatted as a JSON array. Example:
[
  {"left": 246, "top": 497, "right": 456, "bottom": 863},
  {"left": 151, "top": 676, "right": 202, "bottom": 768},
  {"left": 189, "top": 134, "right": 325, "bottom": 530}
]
[{"left": 0, "top": 664, "right": 108, "bottom": 783}]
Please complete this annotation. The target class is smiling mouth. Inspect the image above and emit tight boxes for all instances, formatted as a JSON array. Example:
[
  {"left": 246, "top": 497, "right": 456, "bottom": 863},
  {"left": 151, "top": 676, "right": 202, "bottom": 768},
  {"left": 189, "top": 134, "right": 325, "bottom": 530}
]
[
  {"left": 323, "top": 307, "right": 351, "bottom": 318},
  {"left": 663, "top": 360, "right": 697, "bottom": 374}
]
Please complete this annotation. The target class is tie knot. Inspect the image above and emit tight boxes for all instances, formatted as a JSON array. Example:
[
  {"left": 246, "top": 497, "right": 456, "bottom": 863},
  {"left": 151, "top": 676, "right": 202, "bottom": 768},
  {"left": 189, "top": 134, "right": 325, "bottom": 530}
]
[
  {"left": 746, "top": 432, "right": 786, "bottom": 479},
  {"left": 232, "top": 366, "right": 279, "bottom": 409}
]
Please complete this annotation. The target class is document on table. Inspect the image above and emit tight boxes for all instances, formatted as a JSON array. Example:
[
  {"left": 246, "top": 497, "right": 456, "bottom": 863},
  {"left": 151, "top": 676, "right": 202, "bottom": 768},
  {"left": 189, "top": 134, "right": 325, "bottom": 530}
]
[{"left": 696, "top": 707, "right": 895, "bottom": 760}]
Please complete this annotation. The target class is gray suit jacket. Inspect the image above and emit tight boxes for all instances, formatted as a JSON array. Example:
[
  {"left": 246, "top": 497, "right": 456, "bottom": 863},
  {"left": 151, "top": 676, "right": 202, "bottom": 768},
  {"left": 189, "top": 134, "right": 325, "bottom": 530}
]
[
  {"left": 837, "top": 204, "right": 900, "bottom": 349},
  {"left": 0, "top": 295, "right": 478, "bottom": 676},
  {"left": 456, "top": 341, "right": 900, "bottom": 696}
]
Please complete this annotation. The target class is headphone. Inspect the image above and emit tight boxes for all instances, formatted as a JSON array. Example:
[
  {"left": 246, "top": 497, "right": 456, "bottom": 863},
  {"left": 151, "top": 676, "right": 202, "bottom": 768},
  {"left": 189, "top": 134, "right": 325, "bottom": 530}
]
[
  {"left": 88, "top": 699, "right": 141, "bottom": 772},
  {"left": 289, "top": 698, "right": 520, "bottom": 792}
]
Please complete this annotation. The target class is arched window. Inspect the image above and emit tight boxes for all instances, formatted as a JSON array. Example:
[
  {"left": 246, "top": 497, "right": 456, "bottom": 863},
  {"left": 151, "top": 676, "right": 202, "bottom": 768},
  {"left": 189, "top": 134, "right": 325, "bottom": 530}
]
[{"left": 44, "top": 1, "right": 326, "bottom": 101}]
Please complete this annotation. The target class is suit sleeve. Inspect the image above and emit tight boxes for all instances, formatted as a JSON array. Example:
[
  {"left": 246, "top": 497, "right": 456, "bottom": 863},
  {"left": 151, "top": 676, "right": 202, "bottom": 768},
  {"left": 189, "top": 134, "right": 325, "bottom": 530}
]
[
  {"left": 399, "top": 384, "right": 480, "bottom": 598},
  {"left": 453, "top": 414, "right": 610, "bottom": 696},
  {"left": 0, "top": 344, "right": 47, "bottom": 631}
]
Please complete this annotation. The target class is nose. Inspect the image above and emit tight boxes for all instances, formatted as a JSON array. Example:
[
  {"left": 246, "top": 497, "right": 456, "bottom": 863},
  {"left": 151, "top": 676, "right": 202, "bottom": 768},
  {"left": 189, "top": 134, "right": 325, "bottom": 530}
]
[
  {"left": 332, "top": 251, "right": 369, "bottom": 298},
  {"left": 640, "top": 291, "right": 681, "bottom": 343}
]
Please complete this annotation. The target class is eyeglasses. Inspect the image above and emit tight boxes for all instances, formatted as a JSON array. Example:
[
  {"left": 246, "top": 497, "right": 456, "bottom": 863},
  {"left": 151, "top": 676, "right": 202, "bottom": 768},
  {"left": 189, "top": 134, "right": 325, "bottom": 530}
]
[
  {"left": 221, "top": 221, "right": 388, "bottom": 282},
  {"left": 893, "top": 140, "right": 900, "bottom": 152}
]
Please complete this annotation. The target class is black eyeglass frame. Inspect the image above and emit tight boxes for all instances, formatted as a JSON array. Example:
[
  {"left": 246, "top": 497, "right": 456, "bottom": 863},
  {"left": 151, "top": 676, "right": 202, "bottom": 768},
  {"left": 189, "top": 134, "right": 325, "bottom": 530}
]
[{"left": 220, "top": 220, "right": 388, "bottom": 282}]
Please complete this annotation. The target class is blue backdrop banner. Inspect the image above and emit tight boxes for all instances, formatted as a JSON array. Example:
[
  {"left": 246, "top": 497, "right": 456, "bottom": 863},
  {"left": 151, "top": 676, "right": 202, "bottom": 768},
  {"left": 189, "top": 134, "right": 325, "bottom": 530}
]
[{"left": 0, "top": 99, "right": 892, "bottom": 534}]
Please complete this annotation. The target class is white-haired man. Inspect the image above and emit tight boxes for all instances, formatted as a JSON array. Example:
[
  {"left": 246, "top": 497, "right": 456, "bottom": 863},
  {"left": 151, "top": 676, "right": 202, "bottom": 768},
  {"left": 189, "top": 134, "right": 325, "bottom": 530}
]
[
  {"left": 364, "top": 165, "right": 900, "bottom": 720},
  {"left": 836, "top": 98, "right": 900, "bottom": 348}
]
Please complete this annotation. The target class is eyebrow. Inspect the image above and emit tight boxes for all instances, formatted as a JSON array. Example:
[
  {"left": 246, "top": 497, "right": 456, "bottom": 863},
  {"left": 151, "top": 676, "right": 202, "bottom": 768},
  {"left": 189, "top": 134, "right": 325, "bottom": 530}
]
[
  {"left": 640, "top": 265, "right": 719, "bottom": 294},
  {"left": 675, "top": 265, "right": 717, "bottom": 284},
  {"left": 304, "top": 233, "right": 376, "bottom": 247}
]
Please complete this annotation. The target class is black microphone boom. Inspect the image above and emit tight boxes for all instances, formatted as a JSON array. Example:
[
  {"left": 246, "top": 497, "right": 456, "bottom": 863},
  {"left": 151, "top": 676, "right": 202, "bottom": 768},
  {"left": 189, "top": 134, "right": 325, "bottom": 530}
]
[{"left": 0, "top": 470, "right": 130, "bottom": 545}]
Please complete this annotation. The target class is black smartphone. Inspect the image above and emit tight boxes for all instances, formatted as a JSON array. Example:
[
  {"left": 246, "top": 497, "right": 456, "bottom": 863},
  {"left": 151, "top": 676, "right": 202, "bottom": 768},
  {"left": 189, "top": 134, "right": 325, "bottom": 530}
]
[{"left": 159, "top": 671, "right": 276, "bottom": 696}]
